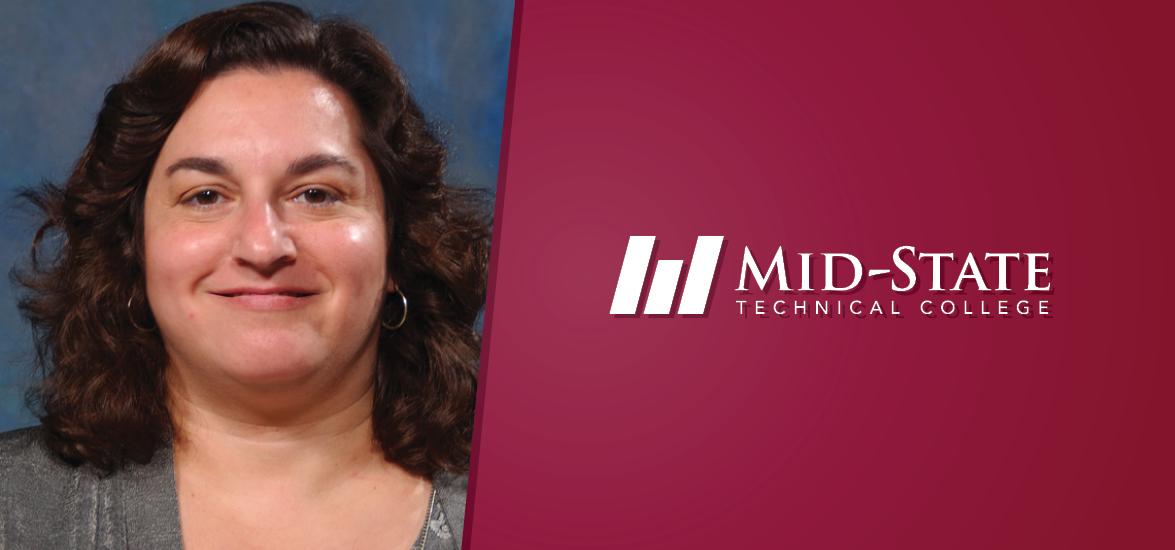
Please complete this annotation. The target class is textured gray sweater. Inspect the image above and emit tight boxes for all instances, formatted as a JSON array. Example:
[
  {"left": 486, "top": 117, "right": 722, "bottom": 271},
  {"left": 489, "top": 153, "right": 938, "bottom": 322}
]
[{"left": 0, "top": 427, "right": 466, "bottom": 549}]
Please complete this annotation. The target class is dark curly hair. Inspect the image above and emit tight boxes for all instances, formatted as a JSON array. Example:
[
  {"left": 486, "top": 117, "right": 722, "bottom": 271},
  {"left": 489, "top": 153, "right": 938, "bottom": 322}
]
[{"left": 14, "top": 2, "right": 489, "bottom": 477}]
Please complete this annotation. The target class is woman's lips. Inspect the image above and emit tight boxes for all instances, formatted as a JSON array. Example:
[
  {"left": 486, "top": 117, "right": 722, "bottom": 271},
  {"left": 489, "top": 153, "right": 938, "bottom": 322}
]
[{"left": 211, "top": 290, "right": 318, "bottom": 311}]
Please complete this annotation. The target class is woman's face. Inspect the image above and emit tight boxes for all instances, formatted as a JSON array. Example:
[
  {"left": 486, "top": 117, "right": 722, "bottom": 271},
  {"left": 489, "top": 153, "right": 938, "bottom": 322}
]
[{"left": 144, "top": 68, "right": 391, "bottom": 388}]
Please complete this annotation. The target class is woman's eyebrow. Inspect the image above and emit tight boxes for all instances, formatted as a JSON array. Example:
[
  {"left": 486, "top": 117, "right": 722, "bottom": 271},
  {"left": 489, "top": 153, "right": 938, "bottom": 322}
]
[
  {"left": 163, "top": 154, "right": 358, "bottom": 178},
  {"left": 287, "top": 154, "right": 358, "bottom": 177},
  {"left": 165, "top": 156, "right": 230, "bottom": 177}
]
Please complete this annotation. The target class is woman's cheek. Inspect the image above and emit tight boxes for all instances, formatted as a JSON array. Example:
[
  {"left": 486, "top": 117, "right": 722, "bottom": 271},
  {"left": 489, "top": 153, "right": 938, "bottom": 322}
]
[
  {"left": 145, "top": 224, "right": 229, "bottom": 326},
  {"left": 292, "top": 217, "right": 385, "bottom": 279},
  {"left": 334, "top": 220, "right": 388, "bottom": 288},
  {"left": 152, "top": 225, "right": 228, "bottom": 278}
]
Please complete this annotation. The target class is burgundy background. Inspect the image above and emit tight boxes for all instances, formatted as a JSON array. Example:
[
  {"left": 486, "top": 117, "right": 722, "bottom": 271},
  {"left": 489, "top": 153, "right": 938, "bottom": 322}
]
[{"left": 467, "top": 1, "right": 1174, "bottom": 548}]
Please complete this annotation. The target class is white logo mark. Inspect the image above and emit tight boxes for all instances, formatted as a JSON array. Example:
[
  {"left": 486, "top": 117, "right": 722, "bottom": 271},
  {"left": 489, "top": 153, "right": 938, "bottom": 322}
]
[{"left": 610, "top": 236, "right": 724, "bottom": 315}]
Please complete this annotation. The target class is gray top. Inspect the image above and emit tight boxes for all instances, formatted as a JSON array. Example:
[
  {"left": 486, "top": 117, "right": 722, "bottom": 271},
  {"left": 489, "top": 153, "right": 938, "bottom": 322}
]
[{"left": 0, "top": 427, "right": 466, "bottom": 549}]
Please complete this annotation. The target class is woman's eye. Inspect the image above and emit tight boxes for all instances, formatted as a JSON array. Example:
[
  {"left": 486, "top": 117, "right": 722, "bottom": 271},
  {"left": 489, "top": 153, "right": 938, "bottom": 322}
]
[
  {"left": 183, "top": 189, "right": 224, "bottom": 207},
  {"left": 294, "top": 187, "right": 340, "bottom": 206}
]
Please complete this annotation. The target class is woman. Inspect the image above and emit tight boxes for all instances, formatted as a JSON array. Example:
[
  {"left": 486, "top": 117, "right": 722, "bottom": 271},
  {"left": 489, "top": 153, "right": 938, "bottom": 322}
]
[{"left": 0, "top": 3, "right": 488, "bottom": 549}]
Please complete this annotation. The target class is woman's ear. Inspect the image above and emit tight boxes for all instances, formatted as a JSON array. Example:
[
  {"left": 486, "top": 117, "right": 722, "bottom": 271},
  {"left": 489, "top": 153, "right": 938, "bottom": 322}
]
[{"left": 386, "top": 277, "right": 397, "bottom": 294}]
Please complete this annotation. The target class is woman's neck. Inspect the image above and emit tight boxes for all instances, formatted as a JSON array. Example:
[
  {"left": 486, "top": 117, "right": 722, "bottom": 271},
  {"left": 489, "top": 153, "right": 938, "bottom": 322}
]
[
  {"left": 166, "top": 362, "right": 433, "bottom": 549},
  {"left": 165, "top": 360, "right": 403, "bottom": 498}
]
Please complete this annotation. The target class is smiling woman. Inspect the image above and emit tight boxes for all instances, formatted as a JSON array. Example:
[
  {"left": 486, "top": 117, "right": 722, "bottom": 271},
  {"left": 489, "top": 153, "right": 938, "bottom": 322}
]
[
  {"left": 0, "top": 3, "right": 489, "bottom": 549},
  {"left": 146, "top": 69, "right": 394, "bottom": 393}
]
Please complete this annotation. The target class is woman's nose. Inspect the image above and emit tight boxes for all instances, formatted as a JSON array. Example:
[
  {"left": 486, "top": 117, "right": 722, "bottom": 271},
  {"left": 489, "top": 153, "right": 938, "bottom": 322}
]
[{"left": 231, "top": 199, "right": 296, "bottom": 274}]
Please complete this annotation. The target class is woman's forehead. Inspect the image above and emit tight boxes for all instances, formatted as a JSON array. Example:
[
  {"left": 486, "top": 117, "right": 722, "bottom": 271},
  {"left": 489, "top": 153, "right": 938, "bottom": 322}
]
[{"left": 160, "top": 68, "right": 368, "bottom": 171}]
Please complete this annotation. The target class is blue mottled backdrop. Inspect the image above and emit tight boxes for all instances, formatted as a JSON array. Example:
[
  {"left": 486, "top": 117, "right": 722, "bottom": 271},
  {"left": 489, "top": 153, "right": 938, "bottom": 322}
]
[{"left": 0, "top": 0, "right": 512, "bottom": 431}]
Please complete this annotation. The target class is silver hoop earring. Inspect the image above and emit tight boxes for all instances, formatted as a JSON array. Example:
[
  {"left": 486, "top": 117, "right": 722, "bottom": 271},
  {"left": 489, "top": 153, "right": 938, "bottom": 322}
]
[
  {"left": 127, "top": 293, "right": 156, "bottom": 332},
  {"left": 381, "top": 288, "right": 408, "bottom": 331}
]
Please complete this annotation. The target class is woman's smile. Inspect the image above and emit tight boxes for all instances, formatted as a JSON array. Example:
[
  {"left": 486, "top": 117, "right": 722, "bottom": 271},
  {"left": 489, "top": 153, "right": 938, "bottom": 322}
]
[{"left": 209, "top": 286, "right": 321, "bottom": 311}]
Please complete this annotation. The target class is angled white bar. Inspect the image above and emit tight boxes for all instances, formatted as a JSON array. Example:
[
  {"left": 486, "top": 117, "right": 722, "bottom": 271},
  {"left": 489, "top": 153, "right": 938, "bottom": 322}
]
[
  {"left": 678, "top": 236, "right": 724, "bottom": 315},
  {"left": 610, "top": 235, "right": 655, "bottom": 314},
  {"left": 644, "top": 260, "right": 683, "bottom": 315}
]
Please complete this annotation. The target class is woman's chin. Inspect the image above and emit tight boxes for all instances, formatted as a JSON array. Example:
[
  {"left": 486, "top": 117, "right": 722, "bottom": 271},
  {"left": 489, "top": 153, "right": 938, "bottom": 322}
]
[
  {"left": 219, "top": 358, "right": 324, "bottom": 386},
  {"left": 208, "top": 338, "right": 333, "bottom": 386}
]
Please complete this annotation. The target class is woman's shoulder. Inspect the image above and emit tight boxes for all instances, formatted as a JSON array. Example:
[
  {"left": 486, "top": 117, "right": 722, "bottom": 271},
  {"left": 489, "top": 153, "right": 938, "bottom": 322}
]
[
  {"left": 0, "top": 425, "right": 79, "bottom": 497},
  {"left": 0, "top": 425, "right": 90, "bottom": 546},
  {"left": 0, "top": 425, "right": 68, "bottom": 476},
  {"left": 426, "top": 469, "right": 470, "bottom": 548},
  {"left": 0, "top": 424, "right": 42, "bottom": 451}
]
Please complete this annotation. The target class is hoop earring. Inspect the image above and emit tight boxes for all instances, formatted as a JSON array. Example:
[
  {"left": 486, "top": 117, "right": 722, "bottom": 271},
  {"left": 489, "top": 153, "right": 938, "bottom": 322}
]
[
  {"left": 127, "top": 293, "right": 156, "bottom": 332},
  {"left": 381, "top": 288, "right": 408, "bottom": 331}
]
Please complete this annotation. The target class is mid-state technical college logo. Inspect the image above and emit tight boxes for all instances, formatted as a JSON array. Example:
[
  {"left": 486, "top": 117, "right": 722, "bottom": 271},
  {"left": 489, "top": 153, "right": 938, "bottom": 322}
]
[{"left": 610, "top": 236, "right": 1052, "bottom": 319}]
